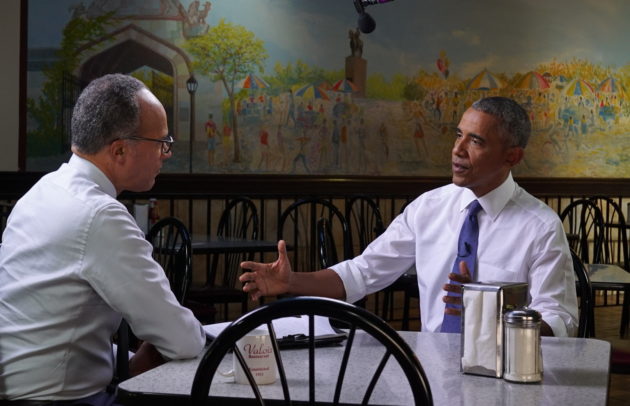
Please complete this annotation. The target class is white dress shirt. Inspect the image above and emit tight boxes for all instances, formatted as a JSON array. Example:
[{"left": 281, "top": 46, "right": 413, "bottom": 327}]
[
  {"left": 331, "top": 173, "right": 578, "bottom": 337},
  {"left": 0, "top": 155, "right": 205, "bottom": 400}
]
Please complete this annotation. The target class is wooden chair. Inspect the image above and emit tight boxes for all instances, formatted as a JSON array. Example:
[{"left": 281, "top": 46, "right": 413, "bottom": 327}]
[
  {"left": 345, "top": 196, "right": 385, "bottom": 256},
  {"left": 345, "top": 196, "right": 387, "bottom": 314},
  {"left": 589, "top": 196, "right": 629, "bottom": 272},
  {"left": 189, "top": 297, "right": 433, "bottom": 406},
  {"left": 571, "top": 249, "right": 595, "bottom": 338},
  {"left": 187, "top": 197, "right": 259, "bottom": 321},
  {"left": 588, "top": 196, "right": 630, "bottom": 336},
  {"left": 278, "top": 198, "right": 351, "bottom": 273},
  {"left": 147, "top": 217, "right": 193, "bottom": 303},
  {"left": 559, "top": 199, "right": 605, "bottom": 265},
  {"left": 317, "top": 217, "right": 339, "bottom": 269}
]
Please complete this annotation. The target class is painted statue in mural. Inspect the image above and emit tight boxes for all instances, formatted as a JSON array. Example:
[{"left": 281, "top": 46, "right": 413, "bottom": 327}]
[
  {"left": 349, "top": 28, "right": 363, "bottom": 58},
  {"left": 25, "top": 0, "right": 630, "bottom": 177},
  {"left": 182, "top": 0, "right": 211, "bottom": 38}
]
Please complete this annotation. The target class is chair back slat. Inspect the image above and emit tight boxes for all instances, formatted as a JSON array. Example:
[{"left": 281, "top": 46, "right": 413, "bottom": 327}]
[
  {"left": 560, "top": 199, "right": 604, "bottom": 265},
  {"left": 278, "top": 198, "right": 350, "bottom": 272},
  {"left": 571, "top": 249, "right": 594, "bottom": 338},
  {"left": 147, "top": 217, "right": 192, "bottom": 304}
]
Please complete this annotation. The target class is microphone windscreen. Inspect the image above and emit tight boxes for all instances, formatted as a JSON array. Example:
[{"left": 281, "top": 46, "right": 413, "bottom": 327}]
[{"left": 358, "top": 12, "right": 376, "bottom": 33}]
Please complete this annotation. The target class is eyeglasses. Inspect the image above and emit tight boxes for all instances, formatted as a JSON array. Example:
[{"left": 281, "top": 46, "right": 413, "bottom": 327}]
[{"left": 122, "top": 135, "right": 174, "bottom": 154}]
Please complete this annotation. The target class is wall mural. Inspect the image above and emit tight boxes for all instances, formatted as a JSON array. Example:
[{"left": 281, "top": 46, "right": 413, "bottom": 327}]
[{"left": 26, "top": 0, "right": 630, "bottom": 177}]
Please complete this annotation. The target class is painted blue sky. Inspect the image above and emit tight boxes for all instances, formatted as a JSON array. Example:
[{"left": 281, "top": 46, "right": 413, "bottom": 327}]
[{"left": 29, "top": 0, "right": 630, "bottom": 79}]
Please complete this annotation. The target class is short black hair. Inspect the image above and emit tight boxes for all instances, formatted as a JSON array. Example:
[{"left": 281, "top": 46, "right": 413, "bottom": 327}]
[{"left": 471, "top": 97, "right": 531, "bottom": 148}]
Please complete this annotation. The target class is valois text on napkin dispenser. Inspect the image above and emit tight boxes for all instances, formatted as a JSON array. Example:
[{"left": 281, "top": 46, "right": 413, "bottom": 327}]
[{"left": 460, "top": 281, "right": 528, "bottom": 378}]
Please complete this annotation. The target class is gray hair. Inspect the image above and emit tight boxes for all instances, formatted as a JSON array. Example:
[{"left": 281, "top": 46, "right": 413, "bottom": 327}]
[
  {"left": 71, "top": 73, "right": 146, "bottom": 154},
  {"left": 471, "top": 97, "right": 531, "bottom": 148}
]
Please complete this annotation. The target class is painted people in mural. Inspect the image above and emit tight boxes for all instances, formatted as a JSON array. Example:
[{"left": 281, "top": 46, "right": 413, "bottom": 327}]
[
  {"left": 257, "top": 125, "right": 271, "bottom": 171},
  {"left": 25, "top": 0, "right": 630, "bottom": 176},
  {"left": 205, "top": 113, "right": 217, "bottom": 166}
]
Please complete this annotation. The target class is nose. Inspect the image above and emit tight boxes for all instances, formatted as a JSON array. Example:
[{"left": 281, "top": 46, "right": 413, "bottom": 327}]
[{"left": 452, "top": 136, "right": 465, "bottom": 156}]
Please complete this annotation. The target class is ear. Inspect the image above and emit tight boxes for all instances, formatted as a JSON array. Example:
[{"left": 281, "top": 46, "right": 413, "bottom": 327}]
[
  {"left": 505, "top": 146, "right": 524, "bottom": 167},
  {"left": 109, "top": 139, "right": 127, "bottom": 163}
]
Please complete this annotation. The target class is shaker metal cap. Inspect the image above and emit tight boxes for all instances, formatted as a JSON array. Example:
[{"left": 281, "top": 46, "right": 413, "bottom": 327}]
[{"left": 504, "top": 307, "right": 542, "bottom": 326}]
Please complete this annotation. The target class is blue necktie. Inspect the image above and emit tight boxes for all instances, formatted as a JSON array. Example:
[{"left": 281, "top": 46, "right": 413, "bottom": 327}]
[{"left": 441, "top": 200, "right": 483, "bottom": 333}]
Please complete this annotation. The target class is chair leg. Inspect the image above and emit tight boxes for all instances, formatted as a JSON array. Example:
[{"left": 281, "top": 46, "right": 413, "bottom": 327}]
[
  {"left": 590, "top": 287, "right": 596, "bottom": 338},
  {"left": 402, "top": 292, "right": 410, "bottom": 331},
  {"left": 381, "top": 291, "right": 390, "bottom": 320},
  {"left": 115, "top": 320, "right": 130, "bottom": 383},
  {"left": 620, "top": 287, "right": 629, "bottom": 338},
  {"left": 373, "top": 291, "right": 380, "bottom": 315}
]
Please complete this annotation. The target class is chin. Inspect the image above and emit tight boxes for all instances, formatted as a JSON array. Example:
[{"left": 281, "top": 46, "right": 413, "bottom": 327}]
[
  {"left": 131, "top": 180, "right": 156, "bottom": 193},
  {"left": 452, "top": 175, "right": 466, "bottom": 187}
]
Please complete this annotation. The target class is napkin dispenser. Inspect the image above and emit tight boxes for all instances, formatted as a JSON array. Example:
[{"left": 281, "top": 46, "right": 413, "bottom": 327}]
[{"left": 460, "top": 281, "right": 528, "bottom": 378}]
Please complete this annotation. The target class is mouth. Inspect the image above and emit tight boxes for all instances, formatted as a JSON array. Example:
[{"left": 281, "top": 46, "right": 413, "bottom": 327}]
[{"left": 452, "top": 161, "right": 469, "bottom": 174}]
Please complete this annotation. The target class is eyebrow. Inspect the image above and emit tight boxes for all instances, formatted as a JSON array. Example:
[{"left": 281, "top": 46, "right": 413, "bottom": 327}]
[{"left": 456, "top": 128, "right": 485, "bottom": 144}]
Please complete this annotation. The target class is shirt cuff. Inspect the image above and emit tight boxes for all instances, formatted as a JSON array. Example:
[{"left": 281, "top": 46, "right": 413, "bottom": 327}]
[
  {"left": 329, "top": 260, "right": 366, "bottom": 304},
  {"left": 542, "top": 313, "right": 570, "bottom": 337}
]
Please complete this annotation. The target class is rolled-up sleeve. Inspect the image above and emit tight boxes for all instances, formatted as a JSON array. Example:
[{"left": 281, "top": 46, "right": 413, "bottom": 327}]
[
  {"left": 528, "top": 221, "right": 578, "bottom": 337},
  {"left": 331, "top": 211, "right": 417, "bottom": 305}
]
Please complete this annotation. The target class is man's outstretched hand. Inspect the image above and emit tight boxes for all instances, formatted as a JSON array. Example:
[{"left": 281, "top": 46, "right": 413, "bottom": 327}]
[{"left": 239, "top": 240, "right": 292, "bottom": 301}]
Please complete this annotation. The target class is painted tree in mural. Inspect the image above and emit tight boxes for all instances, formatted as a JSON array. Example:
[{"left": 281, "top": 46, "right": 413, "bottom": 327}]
[
  {"left": 185, "top": 18, "right": 268, "bottom": 163},
  {"left": 27, "top": 12, "right": 115, "bottom": 156},
  {"left": 265, "top": 60, "right": 333, "bottom": 95}
]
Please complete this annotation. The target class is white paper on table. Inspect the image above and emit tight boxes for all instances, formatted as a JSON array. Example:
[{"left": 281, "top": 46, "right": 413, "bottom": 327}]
[
  {"left": 461, "top": 290, "right": 498, "bottom": 373},
  {"left": 203, "top": 315, "right": 339, "bottom": 340}
]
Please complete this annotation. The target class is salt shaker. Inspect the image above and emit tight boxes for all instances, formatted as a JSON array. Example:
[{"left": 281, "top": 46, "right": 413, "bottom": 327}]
[{"left": 503, "top": 308, "right": 543, "bottom": 383}]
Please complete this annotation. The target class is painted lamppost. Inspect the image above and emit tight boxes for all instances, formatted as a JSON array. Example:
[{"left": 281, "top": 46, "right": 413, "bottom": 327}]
[{"left": 186, "top": 75, "right": 198, "bottom": 173}]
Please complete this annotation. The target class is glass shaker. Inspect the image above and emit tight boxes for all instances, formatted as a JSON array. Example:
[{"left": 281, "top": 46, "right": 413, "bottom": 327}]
[{"left": 503, "top": 308, "right": 543, "bottom": 383}]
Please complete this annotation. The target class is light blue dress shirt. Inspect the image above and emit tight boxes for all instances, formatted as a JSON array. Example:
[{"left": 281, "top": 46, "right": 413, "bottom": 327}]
[{"left": 0, "top": 154, "right": 205, "bottom": 400}]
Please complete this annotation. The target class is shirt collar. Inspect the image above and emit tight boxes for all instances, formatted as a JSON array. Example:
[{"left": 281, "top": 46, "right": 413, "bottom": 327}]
[
  {"left": 67, "top": 154, "right": 118, "bottom": 198},
  {"left": 457, "top": 172, "right": 516, "bottom": 221}
]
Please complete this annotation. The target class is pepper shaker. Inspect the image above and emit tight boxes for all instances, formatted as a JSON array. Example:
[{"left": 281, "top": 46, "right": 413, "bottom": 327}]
[{"left": 503, "top": 308, "right": 543, "bottom": 383}]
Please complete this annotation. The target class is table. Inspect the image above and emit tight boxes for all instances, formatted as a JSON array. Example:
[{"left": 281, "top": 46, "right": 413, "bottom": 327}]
[
  {"left": 116, "top": 331, "right": 610, "bottom": 405},
  {"left": 587, "top": 263, "right": 630, "bottom": 337},
  {"left": 190, "top": 235, "right": 281, "bottom": 255},
  {"left": 189, "top": 235, "right": 285, "bottom": 285},
  {"left": 587, "top": 263, "right": 630, "bottom": 286}
]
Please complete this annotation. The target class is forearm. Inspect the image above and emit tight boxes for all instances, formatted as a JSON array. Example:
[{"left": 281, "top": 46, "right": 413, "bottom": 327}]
[
  {"left": 540, "top": 320, "right": 554, "bottom": 337},
  {"left": 288, "top": 269, "right": 346, "bottom": 300},
  {"left": 129, "top": 342, "right": 166, "bottom": 377}
]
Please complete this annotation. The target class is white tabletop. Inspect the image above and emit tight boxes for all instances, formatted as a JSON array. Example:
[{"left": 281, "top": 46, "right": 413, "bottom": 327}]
[{"left": 117, "top": 331, "right": 610, "bottom": 405}]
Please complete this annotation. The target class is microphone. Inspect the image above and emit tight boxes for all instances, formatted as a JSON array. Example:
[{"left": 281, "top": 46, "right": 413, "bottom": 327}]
[
  {"left": 357, "top": 12, "right": 376, "bottom": 34},
  {"left": 353, "top": 0, "right": 394, "bottom": 34}
]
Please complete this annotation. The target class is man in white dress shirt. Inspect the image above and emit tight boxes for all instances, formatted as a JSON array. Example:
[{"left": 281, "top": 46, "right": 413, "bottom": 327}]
[
  {"left": 0, "top": 74, "right": 206, "bottom": 404},
  {"left": 240, "top": 97, "right": 578, "bottom": 338}
]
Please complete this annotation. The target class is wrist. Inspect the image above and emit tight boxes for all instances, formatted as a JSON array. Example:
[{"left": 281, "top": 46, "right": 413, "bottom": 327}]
[{"left": 286, "top": 271, "right": 296, "bottom": 296}]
